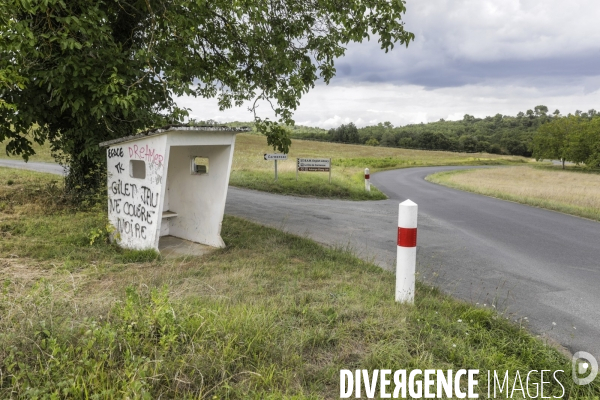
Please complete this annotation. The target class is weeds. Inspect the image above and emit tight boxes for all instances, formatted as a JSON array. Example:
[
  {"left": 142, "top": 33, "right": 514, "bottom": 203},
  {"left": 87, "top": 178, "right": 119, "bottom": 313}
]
[{"left": 0, "top": 168, "right": 598, "bottom": 398}]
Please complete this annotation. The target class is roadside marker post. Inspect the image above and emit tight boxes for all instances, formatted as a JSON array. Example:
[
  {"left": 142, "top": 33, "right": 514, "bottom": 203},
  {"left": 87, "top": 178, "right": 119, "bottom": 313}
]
[
  {"left": 264, "top": 153, "right": 287, "bottom": 181},
  {"left": 364, "top": 168, "right": 370, "bottom": 192},
  {"left": 396, "top": 199, "right": 418, "bottom": 303}
]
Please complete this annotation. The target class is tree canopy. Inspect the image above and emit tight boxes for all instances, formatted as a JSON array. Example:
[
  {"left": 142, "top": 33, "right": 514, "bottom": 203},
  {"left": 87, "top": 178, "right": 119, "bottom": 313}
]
[
  {"left": 533, "top": 113, "right": 600, "bottom": 168},
  {"left": 292, "top": 107, "right": 600, "bottom": 161},
  {"left": 0, "top": 0, "right": 414, "bottom": 191},
  {"left": 296, "top": 106, "right": 568, "bottom": 156}
]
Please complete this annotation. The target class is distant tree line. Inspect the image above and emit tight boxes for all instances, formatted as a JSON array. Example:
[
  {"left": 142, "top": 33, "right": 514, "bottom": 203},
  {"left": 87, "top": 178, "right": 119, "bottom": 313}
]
[{"left": 292, "top": 106, "right": 600, "bottom": 157}]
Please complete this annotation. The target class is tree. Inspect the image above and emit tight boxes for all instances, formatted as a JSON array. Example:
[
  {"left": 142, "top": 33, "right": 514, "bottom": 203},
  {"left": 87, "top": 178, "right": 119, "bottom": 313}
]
[
  {"left": 475, "top": 140, "right": 490, "bottom": 153},
  {"left": 534, "top": 105, "right": 548, "bottom": 117},
  {"left": 462, "top": 114, "right": 475, "bottom": 123},
  {"left": 532, "top": 116, "right": 580, "bottom": 168},
  {"left": 460, "top": 136, "right": 478, "bottom": 152},
  {"left": 489, "top": 143, "right": 502, "bottom": 154},
  {"left": 568, "top": 117, "right": 600, "bottom": 166},
  {"left": 328, "top": 123, "right": 359, "bottom": 143},
  {"left": 1, "top": 0, "right": 414, "bottom": 193},
  {"left": 583, "top": 117, "right": 600, "bottom": 167},
  {"left": 380, "top": 131, "right": 397, "bottom": 147},
  {"left": 397, "top": 137, "right": 413, "bottom": 148},
  {"left": 503, "top": 139, "right": 530, "bottom": 157},
  {"left": 417, "top": 131, "right": 435, "bottom": 149}
]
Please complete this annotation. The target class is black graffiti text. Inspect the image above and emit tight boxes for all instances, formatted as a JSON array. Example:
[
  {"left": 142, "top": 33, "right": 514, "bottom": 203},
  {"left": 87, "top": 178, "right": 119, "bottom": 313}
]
[
  {"left": 115, "top": 162, "right": 125, "bottom": 174},
  {"left": 140, "top": 186, "right": 159, "bottom": 208},
  {"left": 111, "top": 180, "right": 137, "bottom": 198},
  {"left": 123, "top": 201, "right": 155, "bottom": 225},
  {"left": 108, "top": 147, "right": 124, "bottom": 158},
  {"left": 116, "top": 217, "right": 147, "bottom": 239},
  {"left": 109, "top": 198, "right": 121, "bottom": 214}
]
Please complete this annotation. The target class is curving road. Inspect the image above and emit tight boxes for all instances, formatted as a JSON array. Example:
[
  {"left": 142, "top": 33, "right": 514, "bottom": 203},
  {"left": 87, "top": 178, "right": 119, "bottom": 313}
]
[
  {"left": 2, "top": 159, "right": 598, "bottom": 358},
  {"left": 372, "top": 167, "right": 600, "bottom": 359}
]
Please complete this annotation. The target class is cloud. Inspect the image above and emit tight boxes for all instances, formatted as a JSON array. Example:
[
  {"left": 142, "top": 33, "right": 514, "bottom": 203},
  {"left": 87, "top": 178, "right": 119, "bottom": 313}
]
[
  {"left": 177, "top": 81, "right": 600, "bottom": 128},
  {"left": 175, "top": 0, "right": 600, "bottom": 128},
  {"left": 334, "top": 0, "right": 600, "bottom": 89},
  {"left": 404, "top": 0, "right": 600, "bottom": 61}
]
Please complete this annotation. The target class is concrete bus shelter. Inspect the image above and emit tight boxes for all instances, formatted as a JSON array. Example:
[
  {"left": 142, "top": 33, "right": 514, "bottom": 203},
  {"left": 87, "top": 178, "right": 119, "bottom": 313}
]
[{"left": 99, "top": 125, "right": 249, "bottom": 253}]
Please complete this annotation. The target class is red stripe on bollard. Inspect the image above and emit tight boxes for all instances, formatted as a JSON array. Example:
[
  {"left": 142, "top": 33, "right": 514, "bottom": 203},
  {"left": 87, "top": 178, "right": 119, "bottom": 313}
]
[
  {"left": 397, "top": 227, "right": 417, "bottom": 247},
  {"left": 365, "top": 174, "right": 370, "bottom": 179}
]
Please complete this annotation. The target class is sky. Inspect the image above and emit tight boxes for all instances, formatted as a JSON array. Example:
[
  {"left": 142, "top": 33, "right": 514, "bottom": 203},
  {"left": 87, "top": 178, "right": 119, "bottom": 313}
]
[{"left": 177, "top": 0, "right": 600, "bottom": 129}]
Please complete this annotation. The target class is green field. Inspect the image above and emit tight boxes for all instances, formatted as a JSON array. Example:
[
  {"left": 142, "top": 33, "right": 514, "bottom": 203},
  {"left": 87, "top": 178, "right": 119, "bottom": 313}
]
[
  {"left": 0, "top": 167, "right": 597, "bottom": 398},
  {"left": 0, "top": 139, "right": 56, "bottom": 163}
]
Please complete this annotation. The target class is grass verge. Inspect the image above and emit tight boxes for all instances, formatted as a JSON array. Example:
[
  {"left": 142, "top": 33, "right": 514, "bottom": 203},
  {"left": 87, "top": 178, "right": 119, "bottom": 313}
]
[
  {"left": 1, "top": 168, "right": 597, "bottom": 398},
  {"left": 426, "top": 165, "right": 600, "bottom": 222}
]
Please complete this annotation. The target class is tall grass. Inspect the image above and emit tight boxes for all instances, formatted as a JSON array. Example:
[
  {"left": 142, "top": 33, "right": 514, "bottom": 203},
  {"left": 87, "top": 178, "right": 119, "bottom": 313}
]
[
  {"left": 1, "top": 168, "right": 597, "bottom": 398},
  {"left": 426, "top": 165, "right": 600, "bottom": 221}
]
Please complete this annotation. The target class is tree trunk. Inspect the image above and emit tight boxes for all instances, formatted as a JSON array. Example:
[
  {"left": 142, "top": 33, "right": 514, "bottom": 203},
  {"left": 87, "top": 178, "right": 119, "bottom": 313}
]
[{"left": 62, "top": 137, "right": 106, "bottom": 201}]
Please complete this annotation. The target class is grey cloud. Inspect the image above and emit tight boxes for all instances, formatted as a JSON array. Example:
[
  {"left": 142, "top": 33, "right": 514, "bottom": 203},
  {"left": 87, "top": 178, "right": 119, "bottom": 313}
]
[
  {"left": 333, "top": 43, "right": 600, "bottom": 90},
  {"left": 329, "top": 0, "right": 600, "bottom": 90},
  {"left": 177, "top": 0, "right": 600, "bottom": 128}
]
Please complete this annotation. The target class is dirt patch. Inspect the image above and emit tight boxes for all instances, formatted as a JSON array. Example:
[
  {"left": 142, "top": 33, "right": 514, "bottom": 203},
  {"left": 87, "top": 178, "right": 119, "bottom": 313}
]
[{"left": 0, "top": 257, "right": 55, "bottom": 283}]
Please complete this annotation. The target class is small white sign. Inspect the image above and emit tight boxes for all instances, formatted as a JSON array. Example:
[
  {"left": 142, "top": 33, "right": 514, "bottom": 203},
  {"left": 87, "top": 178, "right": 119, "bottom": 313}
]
[
  {"left": 264, "top": 153, "right": 288, "bottom": 160},
  {"left": 297, "top": 158, "right": 330, "bottom": 171}
]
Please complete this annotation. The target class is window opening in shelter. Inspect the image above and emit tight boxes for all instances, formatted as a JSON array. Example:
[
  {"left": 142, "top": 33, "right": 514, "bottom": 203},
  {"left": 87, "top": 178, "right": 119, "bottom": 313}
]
[
  {"left": 191, "top": 156, "right": 209, "bottom": 174},
  {"left": 129, "top": 160, "right": 146, "bottom": 179}
]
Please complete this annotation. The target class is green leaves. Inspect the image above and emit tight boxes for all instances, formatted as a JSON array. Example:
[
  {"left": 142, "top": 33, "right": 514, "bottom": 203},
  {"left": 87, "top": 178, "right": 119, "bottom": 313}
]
[
  {"left": 1, "top": 0, "right": 414, "bottom": 189},
  {"left": 533, "top": 115, "right": 600, "bottom": 168},
  {"left": 255, "top": 118, "right": 292, "bottom": 154}
]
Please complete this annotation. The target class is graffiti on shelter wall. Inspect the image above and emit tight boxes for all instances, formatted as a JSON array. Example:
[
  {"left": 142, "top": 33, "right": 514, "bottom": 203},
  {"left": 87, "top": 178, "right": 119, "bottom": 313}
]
[
  {"left": 107, "top": 139, "right": 165, "bottom": 249},
  {"left": 128, "top": 144, "right": 164, "bottom": 166}
]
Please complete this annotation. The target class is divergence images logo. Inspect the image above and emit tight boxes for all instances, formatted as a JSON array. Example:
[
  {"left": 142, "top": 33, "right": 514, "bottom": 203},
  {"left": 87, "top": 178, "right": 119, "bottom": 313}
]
[{"left": 572, "top": 351, "right": 598, "bottom": 386}]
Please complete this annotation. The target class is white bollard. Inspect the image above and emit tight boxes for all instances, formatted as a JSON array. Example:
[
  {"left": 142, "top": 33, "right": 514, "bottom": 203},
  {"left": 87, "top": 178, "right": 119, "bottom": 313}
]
[
  {"left": 396, "top": 199, "right": 418, "bottom": 303},
  {"left": 364, "top": 168, "right": 370, "bottom": 192}
]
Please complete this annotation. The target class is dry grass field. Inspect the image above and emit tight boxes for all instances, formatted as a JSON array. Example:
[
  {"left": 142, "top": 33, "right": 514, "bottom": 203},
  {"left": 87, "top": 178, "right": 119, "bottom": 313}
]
[
  {"left": 427, "top": 166, "right": 600, "bottom": 221},
  {"left": 232, "top": 133, "right": 526, "bottom": 172}
]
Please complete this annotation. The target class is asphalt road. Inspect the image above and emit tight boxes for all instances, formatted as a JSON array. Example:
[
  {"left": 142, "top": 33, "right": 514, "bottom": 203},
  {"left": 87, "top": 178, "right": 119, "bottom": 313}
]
[
  {"left": 0, "top": 159, "right": 66, "bottom": 176},
  {"left": 372, "top": 167, "right": 600, "bottom": 359},
  {"left": 2, "top": 159, "right": 598, "bottom": 358}
]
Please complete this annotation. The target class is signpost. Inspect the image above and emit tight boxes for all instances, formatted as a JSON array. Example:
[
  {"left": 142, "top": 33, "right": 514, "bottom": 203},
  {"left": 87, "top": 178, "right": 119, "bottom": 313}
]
[
  {"left": 296, "top": 158, "right": 332, "bottom": 183},
  {"left": 264, "top": 153, "right": 287, "bottom": 181}
]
